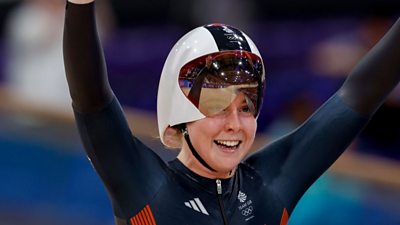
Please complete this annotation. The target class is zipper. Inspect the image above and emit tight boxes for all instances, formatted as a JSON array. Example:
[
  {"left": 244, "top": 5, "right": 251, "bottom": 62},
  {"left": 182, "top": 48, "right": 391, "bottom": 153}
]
[{"left": 216, "top": 179, "right": 228, "bottom": 225}]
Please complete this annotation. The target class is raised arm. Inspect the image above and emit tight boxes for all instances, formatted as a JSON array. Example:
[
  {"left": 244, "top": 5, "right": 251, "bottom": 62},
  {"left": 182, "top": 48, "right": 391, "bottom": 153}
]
[
  {"left": 338, "top": 17, "right": 400, "bottom": 115},
  {"left": 63, "top": 0, "right": 113, "bottom": 112},
  {"left": 63, "top": 1, "right": 169, "bottom": 223},
  {"left": 246, "top": 16, "right": 400, "bottom": 214}
]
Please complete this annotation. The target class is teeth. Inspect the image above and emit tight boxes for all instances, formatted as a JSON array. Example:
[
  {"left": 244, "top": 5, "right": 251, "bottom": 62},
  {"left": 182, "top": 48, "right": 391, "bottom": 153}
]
[{"left": 215, "top": 140, "right": 240, "bottom": 147}]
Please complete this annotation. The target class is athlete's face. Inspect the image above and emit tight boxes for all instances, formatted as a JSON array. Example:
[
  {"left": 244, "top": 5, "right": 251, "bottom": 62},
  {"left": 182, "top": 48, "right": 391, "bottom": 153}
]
[{"left": 180, "top": 93, "right": 257, "bottom": 178}]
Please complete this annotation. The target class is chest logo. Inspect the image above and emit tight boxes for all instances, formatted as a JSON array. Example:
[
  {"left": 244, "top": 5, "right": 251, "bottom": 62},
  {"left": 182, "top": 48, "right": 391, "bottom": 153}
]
[
  {"left": 237, "top": 191, "right": 254, "bottom": 221},
  {"left": 238, "top": 191, "right": 247, "bottom": 203}
]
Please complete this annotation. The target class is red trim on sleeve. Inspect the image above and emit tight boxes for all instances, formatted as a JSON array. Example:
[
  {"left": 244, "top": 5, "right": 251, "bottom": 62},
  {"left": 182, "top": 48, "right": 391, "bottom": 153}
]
[
  {"left": 280, "top": 208, "right": 289, "bottom": 225},
  {"left": 130, "top": 205, "right": 156, "bottom": 225}
]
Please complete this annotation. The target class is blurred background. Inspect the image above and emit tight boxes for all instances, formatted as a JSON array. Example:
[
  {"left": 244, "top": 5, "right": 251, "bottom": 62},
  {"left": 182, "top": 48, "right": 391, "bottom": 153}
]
[{"left": 0, "top": 0, "right": 399, "bottom": 224}]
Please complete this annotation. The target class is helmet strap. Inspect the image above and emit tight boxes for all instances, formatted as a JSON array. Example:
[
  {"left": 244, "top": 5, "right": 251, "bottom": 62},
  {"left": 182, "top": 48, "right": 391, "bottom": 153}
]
[{"left": 181, "top": 125, "right": 217, "bottom": 172}]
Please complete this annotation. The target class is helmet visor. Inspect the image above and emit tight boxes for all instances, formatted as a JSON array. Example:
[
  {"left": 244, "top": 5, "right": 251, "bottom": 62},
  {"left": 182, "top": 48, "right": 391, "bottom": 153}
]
[{"left": 179, "top": 51, "right": 264, "bottom": 118}]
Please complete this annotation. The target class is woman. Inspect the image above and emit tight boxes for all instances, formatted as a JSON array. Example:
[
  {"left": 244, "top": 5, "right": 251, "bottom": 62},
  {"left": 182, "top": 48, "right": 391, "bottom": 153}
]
[{"left": 63, "top": 0, "right": 400, "bottom": 224}]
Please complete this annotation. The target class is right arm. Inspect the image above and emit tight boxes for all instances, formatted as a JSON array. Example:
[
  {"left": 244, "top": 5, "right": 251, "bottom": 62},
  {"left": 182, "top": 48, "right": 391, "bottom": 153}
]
[
  {"left": 63, "top": 0, "right": 113, "bottom": 112},
  {"left": 63, "top": 0, "right": 168, "bottom": 222}
]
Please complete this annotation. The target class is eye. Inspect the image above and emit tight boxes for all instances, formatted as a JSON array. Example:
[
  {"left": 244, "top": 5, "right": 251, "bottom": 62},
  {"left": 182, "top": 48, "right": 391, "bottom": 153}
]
[
  {"left": 240, "top": 105, "right": 250, "bottom": 112},
  {"left": 199, "top": 100, "right": 229, "bottom": 116},
  {"left": 239, "top": 104, "right": 252, "bottom": 114}
]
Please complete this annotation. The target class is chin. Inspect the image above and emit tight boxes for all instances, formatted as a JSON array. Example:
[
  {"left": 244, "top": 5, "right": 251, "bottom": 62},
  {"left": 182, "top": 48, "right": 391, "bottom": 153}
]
[{"left": 213, "top": 160, "right": 240, "bottom": 173}]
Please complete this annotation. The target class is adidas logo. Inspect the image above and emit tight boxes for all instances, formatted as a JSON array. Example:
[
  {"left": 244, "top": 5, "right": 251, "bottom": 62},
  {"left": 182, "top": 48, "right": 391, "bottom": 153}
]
[{"left": 184, "top": 198, "right": 209, "bottom": 215}]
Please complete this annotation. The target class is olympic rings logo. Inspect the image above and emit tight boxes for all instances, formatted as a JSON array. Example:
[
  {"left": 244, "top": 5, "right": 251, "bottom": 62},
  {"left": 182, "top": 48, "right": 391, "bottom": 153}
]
[{"left": 241, "top": 206, "right": 253, "bottom": 216}]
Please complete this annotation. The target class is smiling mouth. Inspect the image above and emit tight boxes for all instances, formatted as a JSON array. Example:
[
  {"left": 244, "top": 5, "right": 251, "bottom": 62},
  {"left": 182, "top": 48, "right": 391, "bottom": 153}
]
[{"left": 214, "top": 140, "right": 242, "bottom": 149}]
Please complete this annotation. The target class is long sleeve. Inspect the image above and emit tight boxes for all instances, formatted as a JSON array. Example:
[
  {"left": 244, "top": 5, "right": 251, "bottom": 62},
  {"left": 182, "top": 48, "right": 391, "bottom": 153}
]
[
  {"left": 245, "top": 17, "right": 400, "bottom": 214},
  {"left": 63, "top": 1, "right": 113, "bottom": 112},
  {"left": 338, "top": 17, "right": 400, "bottom": 116},
  {"left": 63, "top": 1, "right": 169, "bottom": 220}
]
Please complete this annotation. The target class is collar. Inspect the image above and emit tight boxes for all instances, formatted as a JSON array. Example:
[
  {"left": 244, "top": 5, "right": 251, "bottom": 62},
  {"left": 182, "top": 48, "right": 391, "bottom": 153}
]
[{"left": 168, "top": 159, "right": 240, "bottom": 195}]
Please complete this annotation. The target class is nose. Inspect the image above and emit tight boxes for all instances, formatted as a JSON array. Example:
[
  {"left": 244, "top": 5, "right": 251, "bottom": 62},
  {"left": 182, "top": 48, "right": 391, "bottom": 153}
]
[{"left": 224, "top": 108, "right": 241, "bottom": 132}]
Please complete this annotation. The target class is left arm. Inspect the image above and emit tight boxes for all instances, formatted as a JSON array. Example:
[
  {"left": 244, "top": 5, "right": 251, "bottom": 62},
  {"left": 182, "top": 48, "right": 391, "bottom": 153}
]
[
  {"left": 338, "top": 17, "right": 400, "bottom": 115},
  {"left": 246, "top": 16, "right": 400, "bottom": 214}
]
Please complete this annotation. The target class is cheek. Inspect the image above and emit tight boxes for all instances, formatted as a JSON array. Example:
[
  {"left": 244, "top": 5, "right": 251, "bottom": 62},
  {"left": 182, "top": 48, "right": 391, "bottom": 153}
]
[
  {"left": 244, "top": 118, "right": 257, "bottom": 139},
  {"left": 202, "top": 121, "right": 224, "bottom": 143},
  {"left": 199, "top": 118, "right": 224, "bottom": 133},
  {"left": 188, "top": 119, "right": 222, "bottom": 143}
]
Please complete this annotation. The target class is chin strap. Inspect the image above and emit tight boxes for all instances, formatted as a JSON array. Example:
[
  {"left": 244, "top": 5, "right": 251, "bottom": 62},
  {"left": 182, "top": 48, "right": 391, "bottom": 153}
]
[{"left": 181, "top": 126, "right": 217, "bottom": 172}]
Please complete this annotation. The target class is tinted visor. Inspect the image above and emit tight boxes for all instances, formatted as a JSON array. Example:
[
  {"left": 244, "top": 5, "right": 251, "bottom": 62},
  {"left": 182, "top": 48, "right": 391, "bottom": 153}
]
[{"left": 179, "top": 51, "right": 264, "bottom": 117}]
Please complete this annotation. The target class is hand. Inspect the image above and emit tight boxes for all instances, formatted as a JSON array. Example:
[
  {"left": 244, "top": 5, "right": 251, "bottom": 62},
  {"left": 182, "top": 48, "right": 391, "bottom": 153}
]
[{"left": 68, "top": 0, "right": 94, "bottom": 4}]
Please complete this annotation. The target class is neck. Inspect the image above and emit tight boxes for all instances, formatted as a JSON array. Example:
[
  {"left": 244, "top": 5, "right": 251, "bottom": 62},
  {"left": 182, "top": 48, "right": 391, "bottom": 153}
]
[{"left": 177, "top": 150, "right": 235, "bottom": 179}]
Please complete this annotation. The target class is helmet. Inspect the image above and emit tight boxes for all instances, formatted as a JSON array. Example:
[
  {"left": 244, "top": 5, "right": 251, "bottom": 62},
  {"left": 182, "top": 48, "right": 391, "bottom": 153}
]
[{"left": 157, "top": 24, "right": 265, "bottom": 146}]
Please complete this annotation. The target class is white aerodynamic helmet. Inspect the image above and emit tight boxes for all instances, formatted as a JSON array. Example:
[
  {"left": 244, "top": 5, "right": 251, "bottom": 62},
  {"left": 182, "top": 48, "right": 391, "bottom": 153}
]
[{"left": 157, "top": 24, "right": 265, "bottom": 145}]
